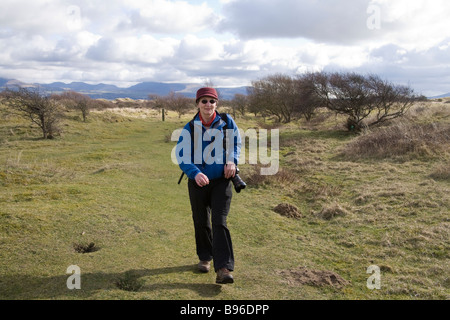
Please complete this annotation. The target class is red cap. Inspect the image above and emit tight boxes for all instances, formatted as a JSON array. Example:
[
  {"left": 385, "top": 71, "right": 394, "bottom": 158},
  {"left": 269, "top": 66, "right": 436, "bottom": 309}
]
[{"left": 196, "top": 87, "right": 219, "bottom": 102}]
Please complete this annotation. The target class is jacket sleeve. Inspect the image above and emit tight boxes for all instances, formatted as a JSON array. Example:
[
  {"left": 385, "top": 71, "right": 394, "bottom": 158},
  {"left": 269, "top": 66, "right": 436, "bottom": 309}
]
[
  {"left": 175, "top": 123, "right": 201, "bottom": 180},
  {"left": 225, "top": 114, "right": 242, "bottom": 166}
]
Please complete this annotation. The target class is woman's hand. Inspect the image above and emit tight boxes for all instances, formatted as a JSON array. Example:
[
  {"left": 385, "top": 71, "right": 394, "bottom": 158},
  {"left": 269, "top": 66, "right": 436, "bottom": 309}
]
[
  {"left": 195, "top": 172, "right": 210, "bottom": 187},
  {"left": 224, "top": 162, "right": 236, "bottom": 179}
]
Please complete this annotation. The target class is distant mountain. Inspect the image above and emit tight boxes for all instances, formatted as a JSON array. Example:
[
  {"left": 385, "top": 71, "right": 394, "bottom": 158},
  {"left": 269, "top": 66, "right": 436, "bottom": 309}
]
[
  {"left": 429, "top": 92, "right": 450, "bottom": 99},
  {"left": 0, "top": 77, "right": 250, "bottom": 100},
  {"left": 0, "top": 78, "right": 9, "bottom": 87},
  {"left": 0, "top": 77, "right": 36, "bottom": 89},
  {"left": 47, "top": 81, "right": 121, "bottom": 92},
  {"left": 127, "top": 82, "right": 187, "bottom": 96}
]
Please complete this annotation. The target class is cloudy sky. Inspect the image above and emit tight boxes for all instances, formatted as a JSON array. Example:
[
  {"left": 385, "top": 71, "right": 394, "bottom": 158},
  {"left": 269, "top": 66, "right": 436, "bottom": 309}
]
[{"left": 1, "top": 0, "right": 450, "bottom": 96}]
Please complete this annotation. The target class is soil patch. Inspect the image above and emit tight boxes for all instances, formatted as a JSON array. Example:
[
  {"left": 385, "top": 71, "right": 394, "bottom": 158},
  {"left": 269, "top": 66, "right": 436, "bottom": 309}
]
[
  {"left": 73, "top": 242, "right": 99, "bottom": 253},
  {"left": 278, "top": 267, "right": 349, "bottom": 289},
  {"left": 273, "top": 203, "right": 302, "bottom": 219}
]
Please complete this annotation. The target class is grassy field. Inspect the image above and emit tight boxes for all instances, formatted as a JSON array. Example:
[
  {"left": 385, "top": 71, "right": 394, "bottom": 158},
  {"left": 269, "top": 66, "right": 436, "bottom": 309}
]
[{"left": 0, "top": 100, "right": 448, "bottom": 300}]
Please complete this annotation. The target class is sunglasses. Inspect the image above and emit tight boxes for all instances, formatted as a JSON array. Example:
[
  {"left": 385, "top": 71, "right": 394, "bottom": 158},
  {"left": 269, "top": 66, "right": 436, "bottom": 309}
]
[{"left": 201, "top": 99, "right": 217, "bottom": 105}]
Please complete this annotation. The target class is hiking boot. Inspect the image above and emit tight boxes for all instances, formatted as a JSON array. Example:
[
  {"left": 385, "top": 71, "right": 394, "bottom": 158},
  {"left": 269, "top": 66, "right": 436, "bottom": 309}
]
[
  {"left": 216, "top": 268, "right": 234, "bottom": 284},
  {"left": 197, "top": 260, "right": 211, "bottom": 273}
]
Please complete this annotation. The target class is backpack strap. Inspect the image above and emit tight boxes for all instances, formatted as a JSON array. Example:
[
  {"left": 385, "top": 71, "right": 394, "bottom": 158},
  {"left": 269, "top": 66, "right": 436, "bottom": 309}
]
[
  {"left": 188, "top": 111, "right": 200, "bottom": 136},
  {"left": 219, "top": 113, "right": 229, "bottom": 150}
]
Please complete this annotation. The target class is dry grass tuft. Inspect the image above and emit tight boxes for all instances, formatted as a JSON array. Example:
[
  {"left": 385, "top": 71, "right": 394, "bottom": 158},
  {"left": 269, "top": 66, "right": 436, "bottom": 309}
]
[
  {"left": 429, "top": 163, "right": 450, "bottom": 181},
  {"left": 317, "top": 203, "right": 349, "bottom": 220},
  {"left": 241, "top": 165, "right": 301, "bottom": 189},
  {"left": 341, "top": 120, "right": 450, "bottom": 160}
]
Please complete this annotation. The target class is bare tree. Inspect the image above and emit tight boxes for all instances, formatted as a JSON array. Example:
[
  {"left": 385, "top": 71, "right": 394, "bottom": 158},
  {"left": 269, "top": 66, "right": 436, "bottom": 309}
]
[
  {"left": 148, "top": 94, "right": 163, "bottom": 109},
  {"left": 3, "top": 88, "right": 63, "bottom": 139},
  {"left": 166, "top": 91, "right": 193, "bottom": 118},
  {"left": 249, "top": 74, "right": 298, "bottom": 123},
  {"left": 294, "top": 74, "right": 323, "bottom": 121},
  {"left": 150, "top": 92, "right": 192, "bottom": 118},
  {"left": 149, "top": 94, "right": 167, "bottom": 121},
  {"left": 232, "top": 93, "right": 247, "bottom": 117},
  {"left": 54, "top": 91, "right": 92, "bottom": 122},
  {"left": 246, "top": 86, "right": 263, "bottom": 117}
]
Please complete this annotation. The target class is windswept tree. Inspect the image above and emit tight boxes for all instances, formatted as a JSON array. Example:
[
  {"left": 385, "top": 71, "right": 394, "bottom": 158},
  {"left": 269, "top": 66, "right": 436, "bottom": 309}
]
[
  {"left": 3, "top": 87, "right": 63, "bottom": 139},
  {"left": 249, "top": 74, "right": 298, "bottom": 123},
  {"left": 308, "top": 71, "right": 417, "bottom": 131},
  {"left": 365, "top": 74, "right": 416, "bottom": 127}
]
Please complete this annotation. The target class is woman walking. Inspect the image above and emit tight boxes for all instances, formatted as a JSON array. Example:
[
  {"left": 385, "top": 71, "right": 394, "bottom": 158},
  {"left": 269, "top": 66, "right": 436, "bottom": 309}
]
[{"left": 176, "top": 87, "right": 241, "bottom": 284}]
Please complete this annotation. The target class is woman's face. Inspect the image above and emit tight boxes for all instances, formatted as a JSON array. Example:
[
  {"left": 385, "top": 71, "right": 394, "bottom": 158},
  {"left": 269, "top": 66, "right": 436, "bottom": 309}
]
[{"left": 197, "top": 96, "right": 218, "bottom": 119}]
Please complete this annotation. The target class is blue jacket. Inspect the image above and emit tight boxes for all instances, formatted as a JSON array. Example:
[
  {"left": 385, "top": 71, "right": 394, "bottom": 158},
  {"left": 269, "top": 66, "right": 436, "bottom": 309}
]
[{"left": 176, "top": 112, "right": 241, "bottom": 180}]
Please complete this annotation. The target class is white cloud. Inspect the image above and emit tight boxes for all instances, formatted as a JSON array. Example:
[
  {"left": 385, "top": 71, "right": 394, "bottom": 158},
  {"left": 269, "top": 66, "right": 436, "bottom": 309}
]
[
  {"left": 0, "top": 0, "right": 69, "bottom": 35},
  {"left": 350, "top": 39, "right": 450, "bottom": 95},
  {"left": 116, "top": 0, "right": 218, "bottom": 34},
  {"left": 86, "top": 35, "right": 178, "bottom": 64},
  {"left": 218, "top": 0, "right": 450, "bottom": 49},
  {"left": 372, "top": 0, "right": 450, "bottom": 50},
  {"left": 0, "top": 0, "right": 449, "bottom": 96},
  {"left": 176, "top": 35, "right": 224, "bottom": 61},
  {"left": 217, "top": 0, "right": 373, "bottom": 44}
]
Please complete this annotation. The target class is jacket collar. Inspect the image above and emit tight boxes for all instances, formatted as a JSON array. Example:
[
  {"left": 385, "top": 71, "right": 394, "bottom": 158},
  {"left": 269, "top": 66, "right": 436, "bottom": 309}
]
[{"left": 195, "top": 112, "right": 223, "bottom": 129}]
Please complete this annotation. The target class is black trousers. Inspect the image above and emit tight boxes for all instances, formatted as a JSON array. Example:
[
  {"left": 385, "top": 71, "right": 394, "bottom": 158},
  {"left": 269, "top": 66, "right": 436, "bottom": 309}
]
[{"left": 188, "top": 178, "right": 234, "bottom": 272}]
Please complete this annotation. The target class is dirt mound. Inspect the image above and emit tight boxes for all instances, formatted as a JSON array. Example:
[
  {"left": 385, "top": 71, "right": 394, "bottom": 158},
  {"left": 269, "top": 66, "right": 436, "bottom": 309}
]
[
  {"left": 273, "top": 203, "right": 302, "bottom": 219},
  {"left": 278, "top": 267, "right": 349, "bottom": 289}
]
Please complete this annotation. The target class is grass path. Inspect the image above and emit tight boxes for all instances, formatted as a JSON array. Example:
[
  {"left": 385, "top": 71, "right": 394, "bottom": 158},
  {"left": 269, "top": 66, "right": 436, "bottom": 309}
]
[{"left": 0, "top": 107, "right": 448, "bottom": 300}]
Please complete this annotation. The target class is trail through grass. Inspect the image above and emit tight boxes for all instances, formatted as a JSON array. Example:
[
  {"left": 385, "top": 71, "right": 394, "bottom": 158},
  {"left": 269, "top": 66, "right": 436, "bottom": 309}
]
[{"left": 0, "top": 104, "right": 448, "bottom": 300}]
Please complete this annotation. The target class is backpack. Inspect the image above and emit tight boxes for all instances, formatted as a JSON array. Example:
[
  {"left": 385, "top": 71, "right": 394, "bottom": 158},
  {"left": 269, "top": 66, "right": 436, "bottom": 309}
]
[{"left": 177, "top": 112, "right": 230, "bottom": 184}]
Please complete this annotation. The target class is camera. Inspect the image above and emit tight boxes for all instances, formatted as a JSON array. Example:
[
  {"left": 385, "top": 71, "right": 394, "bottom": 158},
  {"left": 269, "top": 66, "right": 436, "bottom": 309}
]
[{"left": 230, "top": 167, "right": 246, "bottom": 193}]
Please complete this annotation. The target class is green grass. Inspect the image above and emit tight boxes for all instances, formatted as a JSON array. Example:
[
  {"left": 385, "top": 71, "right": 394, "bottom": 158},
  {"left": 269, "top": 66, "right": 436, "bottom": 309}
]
[{"left": 0, "top": 103, "right": 449, "bottom": 300}]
